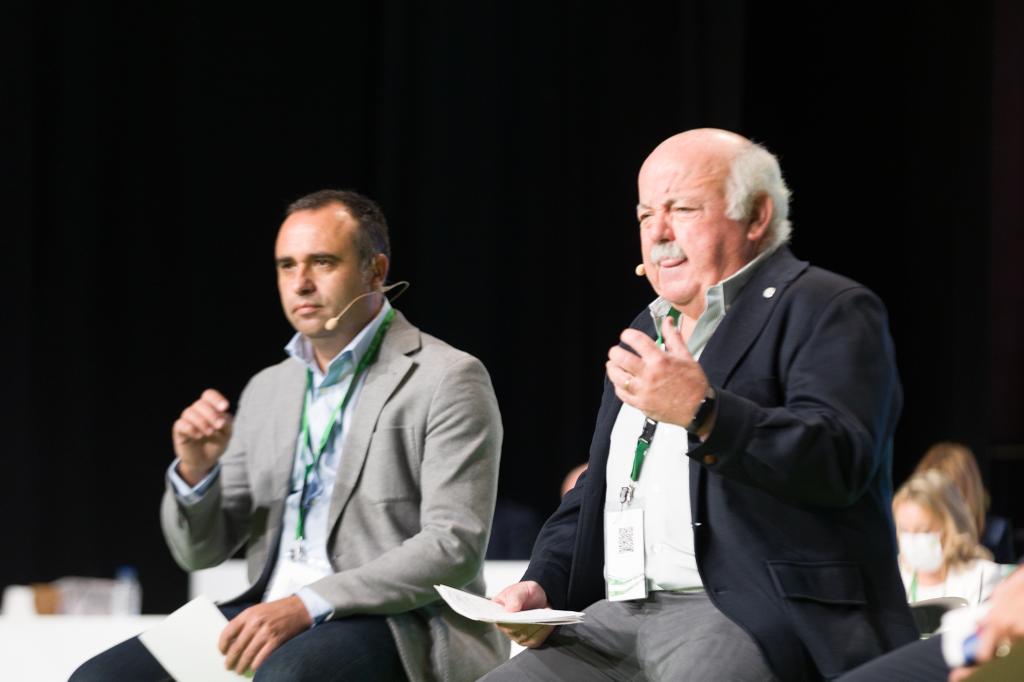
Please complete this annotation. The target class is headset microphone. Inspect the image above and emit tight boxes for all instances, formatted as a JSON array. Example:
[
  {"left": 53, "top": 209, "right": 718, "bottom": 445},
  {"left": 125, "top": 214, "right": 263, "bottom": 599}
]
[
  {"left": 324, "top": 281, "right": 410, "bottom": 331},
  {"left": 635, "top": 263, "right": 646, "bottom": 276}
]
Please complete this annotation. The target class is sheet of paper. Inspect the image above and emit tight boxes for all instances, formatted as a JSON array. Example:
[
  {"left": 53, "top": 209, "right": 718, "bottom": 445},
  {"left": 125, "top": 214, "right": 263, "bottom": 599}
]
[
  {"left": 139, "top": 596, "right": 250, "bottom": 681},
  {"left": 434, "top": 585, "right": 584, "bottom": 624}
]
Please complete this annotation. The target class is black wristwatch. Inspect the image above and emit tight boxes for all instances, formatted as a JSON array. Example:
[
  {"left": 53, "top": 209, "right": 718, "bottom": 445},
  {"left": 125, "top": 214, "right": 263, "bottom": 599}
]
[{"left": 686, "top": 386, "right": 717, "bottom": 434}]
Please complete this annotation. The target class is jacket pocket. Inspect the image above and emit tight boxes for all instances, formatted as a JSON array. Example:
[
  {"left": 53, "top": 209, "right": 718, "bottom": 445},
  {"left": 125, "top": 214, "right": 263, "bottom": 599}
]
[
  {"left": 768, "top": 560, "right": 866, "bottom": 605},
  {"left": 360, "top": 426, "right": 422, "bottom": 502},
  {"left": 767, "top": 560, "right": 882, "bottom": 678}
]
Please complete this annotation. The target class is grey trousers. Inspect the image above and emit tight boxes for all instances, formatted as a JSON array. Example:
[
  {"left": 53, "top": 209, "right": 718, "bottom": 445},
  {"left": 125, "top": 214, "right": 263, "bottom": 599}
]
[{"left": 480, "top": 592, "right": 776, "bottom": 682}]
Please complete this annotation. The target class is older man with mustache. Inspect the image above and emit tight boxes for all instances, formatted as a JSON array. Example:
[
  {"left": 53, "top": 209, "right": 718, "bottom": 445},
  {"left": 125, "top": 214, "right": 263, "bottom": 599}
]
[{"left": 483, "top": 129, "right": 917, "bottom": 681}]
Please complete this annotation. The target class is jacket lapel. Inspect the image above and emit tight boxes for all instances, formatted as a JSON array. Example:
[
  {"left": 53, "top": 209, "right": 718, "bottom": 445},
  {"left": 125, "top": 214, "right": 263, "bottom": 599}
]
[
  {"left": 242, "top": 360, "right": 304, "bottom": 597},
  {"left": 697, "top": 247, "right": 808, "bottom": 387},
  {"left": 686, "top": 247, "right": 807, "bottom": 521},
  {"left": 326, "top": 311, "right": 419, "bottom": 535},
  {"left": 269, "top": 361, "right": 306, "bottom": 496}
]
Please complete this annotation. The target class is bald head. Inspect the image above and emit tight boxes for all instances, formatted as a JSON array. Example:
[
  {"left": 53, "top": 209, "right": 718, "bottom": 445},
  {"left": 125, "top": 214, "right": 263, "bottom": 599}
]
[
  {"left": 639, "top": 128, "right": 791, "bottom": 251},
  {"left": 640, "top": 128, "right": 751, "bottom": 182}
]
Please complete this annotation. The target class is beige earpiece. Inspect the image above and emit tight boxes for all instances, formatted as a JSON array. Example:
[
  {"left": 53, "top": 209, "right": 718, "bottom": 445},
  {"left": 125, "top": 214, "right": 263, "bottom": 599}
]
[{"left": 324, "top": 281, "right": 410, "bottom": 331}]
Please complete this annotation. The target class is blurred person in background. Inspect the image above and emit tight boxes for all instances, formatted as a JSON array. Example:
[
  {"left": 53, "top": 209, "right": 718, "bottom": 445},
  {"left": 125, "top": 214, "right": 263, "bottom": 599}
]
[
  {"left": 560, "top": 463, "right": 588, "bottom": 498},
  {"left": 914, "top": 441, "right": 1016, "bottom": 563},
  {"left": 894, "top": 469, "right": 1003, "bottom": 606}
]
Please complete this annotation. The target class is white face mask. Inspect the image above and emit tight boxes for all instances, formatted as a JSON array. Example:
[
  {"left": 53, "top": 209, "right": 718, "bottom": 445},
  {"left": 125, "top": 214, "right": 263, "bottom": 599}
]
[{"left": 899, "top": 531, "right": 944, "bottom": 573}]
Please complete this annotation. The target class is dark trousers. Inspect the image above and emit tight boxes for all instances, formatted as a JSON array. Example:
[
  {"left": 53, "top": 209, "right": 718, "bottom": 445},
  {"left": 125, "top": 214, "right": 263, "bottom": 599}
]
[
  {"left": 69, "top": 603, "right": 407, "bottom": 682},
  {"left": 836, "top": 635, "right": 948, "bottom": 681}
]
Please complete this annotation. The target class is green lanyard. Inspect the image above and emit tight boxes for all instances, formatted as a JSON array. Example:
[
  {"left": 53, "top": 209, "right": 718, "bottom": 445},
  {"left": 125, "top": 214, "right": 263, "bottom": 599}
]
[
  {"left": 620, "top": 307, "right": 680, "bottom": 506},
  {"left": 654, "top": 306, "right": 682, "bottom": 347},
  {"left": 620, "top": 417, "right": 657, "bottom": 505},
  {"left": 294, "top": 307, "right": 395, "bottom": 541}
]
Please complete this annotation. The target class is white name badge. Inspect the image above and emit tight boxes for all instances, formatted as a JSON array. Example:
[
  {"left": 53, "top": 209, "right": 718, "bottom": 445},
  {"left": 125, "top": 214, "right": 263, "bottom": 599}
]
[
  {"left": 604, "top": 508, "right": 647, "bottom": 601},
  {"left": 264, "top": 555, "right": 328, "bottom": 603}
]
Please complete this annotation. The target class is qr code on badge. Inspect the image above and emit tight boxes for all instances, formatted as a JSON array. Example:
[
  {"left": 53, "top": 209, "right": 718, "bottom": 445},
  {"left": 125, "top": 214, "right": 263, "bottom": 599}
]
[{"left": 617, "top": 526, "right": 635, "bottom": 554}]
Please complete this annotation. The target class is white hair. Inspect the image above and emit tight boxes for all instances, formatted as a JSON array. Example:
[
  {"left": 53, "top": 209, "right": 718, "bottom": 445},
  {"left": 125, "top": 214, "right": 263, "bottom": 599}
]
[{"left": 723, "top": 142, "right": 792, "bottom": 250}]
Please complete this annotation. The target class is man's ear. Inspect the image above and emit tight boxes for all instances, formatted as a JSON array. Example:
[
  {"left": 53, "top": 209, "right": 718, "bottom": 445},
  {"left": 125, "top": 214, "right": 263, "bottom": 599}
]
[
  {"left": 746, "top": 194, "right": 773, "bottom": 244},
  {"left": 369, "top": 253, "right": 390, "bottom": 290}
]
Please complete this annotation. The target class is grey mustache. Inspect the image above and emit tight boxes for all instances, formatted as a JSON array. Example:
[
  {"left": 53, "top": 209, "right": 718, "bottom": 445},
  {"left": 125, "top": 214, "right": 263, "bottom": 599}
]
[{"left": 650, "top": 242, "right": 686, "bottom": 264}]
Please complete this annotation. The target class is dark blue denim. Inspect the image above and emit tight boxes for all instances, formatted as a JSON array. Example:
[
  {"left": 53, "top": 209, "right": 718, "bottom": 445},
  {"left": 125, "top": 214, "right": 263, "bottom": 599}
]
[{"left": 69, "top": 603, "right": 407, "bottom": 682}]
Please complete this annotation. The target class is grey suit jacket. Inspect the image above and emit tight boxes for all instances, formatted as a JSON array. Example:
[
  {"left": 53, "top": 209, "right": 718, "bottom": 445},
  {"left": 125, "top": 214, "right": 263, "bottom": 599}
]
[{"left": 161, "top": 311, "right": 509, "bottom": 681}]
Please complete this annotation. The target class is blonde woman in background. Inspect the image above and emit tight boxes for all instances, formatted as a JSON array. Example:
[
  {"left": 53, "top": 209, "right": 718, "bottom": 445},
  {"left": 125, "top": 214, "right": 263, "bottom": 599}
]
[
  {"left": 893, "top": 470, "right": 1003, "bottom": 605},
  {"left": 914, "top": 441, "right": 1016, "bottom": 562}
]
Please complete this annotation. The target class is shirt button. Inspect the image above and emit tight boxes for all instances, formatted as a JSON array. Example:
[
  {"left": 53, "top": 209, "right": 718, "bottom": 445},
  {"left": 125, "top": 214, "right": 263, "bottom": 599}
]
[{"left": 703, "top": 454, "right": 717, "bottom": 465}]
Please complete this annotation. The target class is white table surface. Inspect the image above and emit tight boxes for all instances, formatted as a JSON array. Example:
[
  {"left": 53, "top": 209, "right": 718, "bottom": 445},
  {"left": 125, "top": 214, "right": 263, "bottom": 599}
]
[
  {"left": 0, "top": 559, "right": 532, "bottom": 680},
  {"left": 0, "top": 615, "right": 164, "bottom": 682}
]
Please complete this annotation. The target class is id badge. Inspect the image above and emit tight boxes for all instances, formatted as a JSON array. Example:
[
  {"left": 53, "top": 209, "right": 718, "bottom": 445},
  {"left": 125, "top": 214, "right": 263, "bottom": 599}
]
[
  {"left": 604, "top": 507, "right": 647, "bottom": 601},
  {"left": 264, "top": 552, "right": 327, "bottom": 603}
]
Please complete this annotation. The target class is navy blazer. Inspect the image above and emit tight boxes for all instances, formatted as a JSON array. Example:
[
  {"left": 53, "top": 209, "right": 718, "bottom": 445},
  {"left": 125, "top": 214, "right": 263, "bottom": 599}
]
[{"left": 524, "top": 247, "right": 918, "bottom": 681}]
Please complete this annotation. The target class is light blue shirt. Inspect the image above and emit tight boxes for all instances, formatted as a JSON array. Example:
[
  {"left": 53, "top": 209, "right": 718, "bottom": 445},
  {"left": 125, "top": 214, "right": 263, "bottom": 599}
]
[
  {"left": 168, "top": 299, "right": 393, "bottom": 624},
  {"left": 646, "top": 246, "right": 774, "bottom": 351}
]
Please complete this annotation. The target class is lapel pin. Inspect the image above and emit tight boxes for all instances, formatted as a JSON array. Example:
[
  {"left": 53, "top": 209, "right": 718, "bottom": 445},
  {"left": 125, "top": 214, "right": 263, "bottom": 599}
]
[{"left": 762, "top": 287, "right": 776, "bottom": 299}]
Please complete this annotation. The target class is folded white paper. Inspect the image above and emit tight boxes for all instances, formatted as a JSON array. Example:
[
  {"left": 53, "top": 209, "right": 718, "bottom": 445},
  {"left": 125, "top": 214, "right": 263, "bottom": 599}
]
[
  {"left": 434, "top": 585, "right": 584, "bottom": 624},
  {"left": 139, "top": 596, "right": 250, "bottom": 681}
]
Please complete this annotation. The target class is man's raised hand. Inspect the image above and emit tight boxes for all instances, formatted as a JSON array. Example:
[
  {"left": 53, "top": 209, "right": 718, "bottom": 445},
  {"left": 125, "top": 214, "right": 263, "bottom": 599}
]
[
  {"left": 607, "top": 316, "right": 709, "bottom": 427},
  {"left": 172, "top": 388, "right": 233, "bottom": 485}
]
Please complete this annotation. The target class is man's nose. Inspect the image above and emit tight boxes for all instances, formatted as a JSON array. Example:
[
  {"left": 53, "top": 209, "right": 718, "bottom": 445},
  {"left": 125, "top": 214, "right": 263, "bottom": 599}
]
[
  {"left": 648, "top": 211, "right": 675, "bottom": 241},
  {"left": 292, "top": 265, "right": 315, "bottom": 294}
]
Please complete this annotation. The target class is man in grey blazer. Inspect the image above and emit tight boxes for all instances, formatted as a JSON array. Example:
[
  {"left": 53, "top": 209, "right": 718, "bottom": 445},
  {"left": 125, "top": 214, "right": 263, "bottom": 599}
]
[{"left": 72, "top": 190, "right": 508, "bottom": 681}]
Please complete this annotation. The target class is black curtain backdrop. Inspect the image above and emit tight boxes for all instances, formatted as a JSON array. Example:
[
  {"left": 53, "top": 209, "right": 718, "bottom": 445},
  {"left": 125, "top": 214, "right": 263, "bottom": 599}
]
[{"left": 3, "top": 1, "right": 1021, "bottom": 613}]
